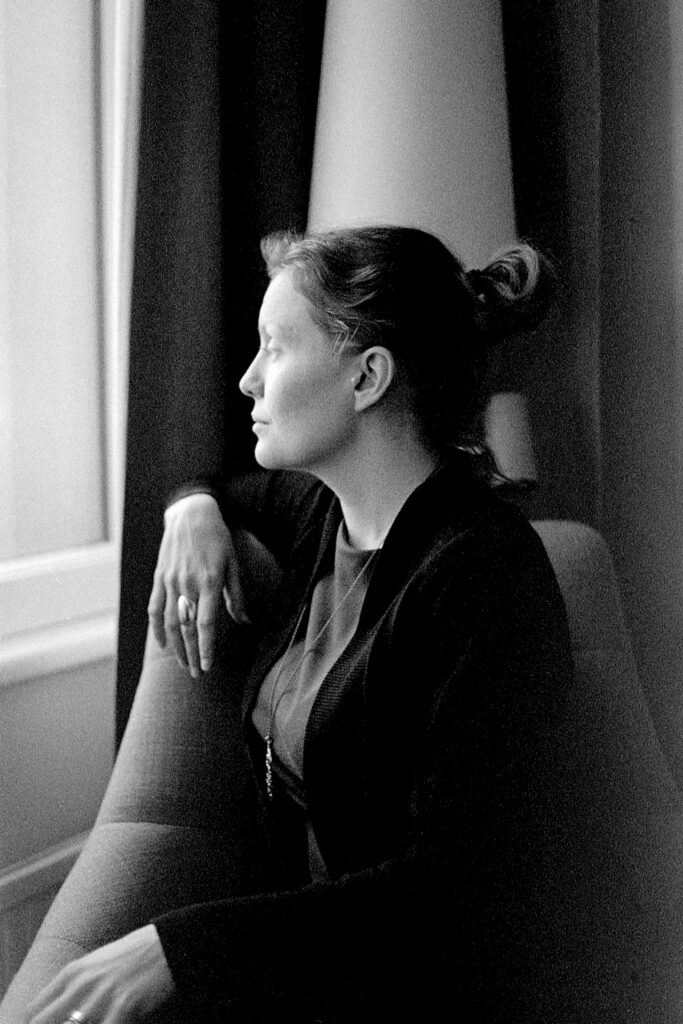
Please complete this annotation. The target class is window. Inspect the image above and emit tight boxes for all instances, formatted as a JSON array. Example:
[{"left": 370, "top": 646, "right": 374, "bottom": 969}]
[{"left": 0, "top": 0, "right": 141, "bottom": 683}]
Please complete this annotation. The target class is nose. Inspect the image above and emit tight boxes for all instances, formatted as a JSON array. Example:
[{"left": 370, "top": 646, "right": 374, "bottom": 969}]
[{"left": 239, "top": 354, "right": 263, "bottom": 398}]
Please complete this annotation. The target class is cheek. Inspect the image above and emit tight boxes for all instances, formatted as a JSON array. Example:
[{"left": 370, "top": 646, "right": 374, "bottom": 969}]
[{"left": 271, "top": 363, "right": 344, "bottom": 424}]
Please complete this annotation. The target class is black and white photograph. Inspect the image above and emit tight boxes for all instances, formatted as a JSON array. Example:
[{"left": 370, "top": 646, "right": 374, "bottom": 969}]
[{"left": 2, "top": 2, "right": 683, "bottom": 1021}]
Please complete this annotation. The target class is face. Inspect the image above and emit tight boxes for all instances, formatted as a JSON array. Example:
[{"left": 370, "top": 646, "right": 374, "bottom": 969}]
[{"left": 239, "top": 270, "right": 358, "bottom": 474}]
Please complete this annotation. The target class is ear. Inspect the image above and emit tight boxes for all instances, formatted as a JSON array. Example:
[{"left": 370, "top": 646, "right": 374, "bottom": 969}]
[{"left": 351, "top": 347, "right": 396, "bottom": 411}]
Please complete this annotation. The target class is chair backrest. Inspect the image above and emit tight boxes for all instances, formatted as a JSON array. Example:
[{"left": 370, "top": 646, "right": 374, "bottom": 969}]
[
  {"left": 532, "top": 518, "right": 673, "bottom": 783},
  {"left": 532, "top": 518, "right": 683, "bottom": 1021}
]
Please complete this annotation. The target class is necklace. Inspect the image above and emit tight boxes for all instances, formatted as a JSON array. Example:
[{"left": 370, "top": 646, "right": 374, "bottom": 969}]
[{"left": 264, "top": 544, "right": 380, "bottom": 801}]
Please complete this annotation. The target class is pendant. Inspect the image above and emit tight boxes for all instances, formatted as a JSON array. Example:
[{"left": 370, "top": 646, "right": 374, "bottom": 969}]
[{"left": 265, "top": 734, "right": 274, "bottom": 801}]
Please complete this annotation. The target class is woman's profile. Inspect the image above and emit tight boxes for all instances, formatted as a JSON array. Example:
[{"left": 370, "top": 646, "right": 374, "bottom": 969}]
[{"left": 26, "top": 225, "right": 575, "bottom": 1023}]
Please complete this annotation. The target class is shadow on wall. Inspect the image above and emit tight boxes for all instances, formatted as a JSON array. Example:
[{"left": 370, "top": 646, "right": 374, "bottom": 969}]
[
  {"left": 497, "top": 0, "right": 683, "bottom": 790},
  {"left": 500, "top": 0, "right": 683, "bottom": 789},
  {"left": 497, "top": 0, "right": 601, "bottom": 528},
  {"left": 598, "top": 0, "right": 683, "bottom": 789}
]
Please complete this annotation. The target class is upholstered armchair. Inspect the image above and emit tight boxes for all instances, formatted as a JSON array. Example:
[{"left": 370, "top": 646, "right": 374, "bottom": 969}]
[{"left": 2, "top": 520, "right": 683, "bottom": 1022}]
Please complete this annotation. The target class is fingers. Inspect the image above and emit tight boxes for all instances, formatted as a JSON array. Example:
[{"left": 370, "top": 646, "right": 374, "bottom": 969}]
[
  {"left": 164, "top": 588, "right": 190, "bottom": 669},
  {"left": 224, "top": 530, "right": 253, "bottom": 625},
  {"left": 196, "top": 589, "right": 220, "bottom": 673},
  {"left": 224, "top": 563, "right": 250, "bottom": 625},
  {"left": 25, "top": 962, "right": 87, "bottom": 1024},
  {"left": 146, "top": 495, "right": 251, "bottom": 677},
  {"left": 158, "top": 586, "right": 218, "bottom": 678},
  {"left": 178, "top": 594, "right": 200, "bottom": 677},
  {"left": 177, "top": 588, "right": 223, "bottom": 677},
  {"left": 178, "top": 595, "right": 196, "bottom": 625},
  {"left": 179, "top": 588, "right": 228, "bottom": 675},
  {"left": 147, "top": 569, "right": 168, "bottom": 649},
  {"left": 148, "top": 569, "right": 191, "bottom": 670},
  {"left": 26, "top": 925, "right": 174, "bottom": 1024},
  {"left": 151, "top": 573, "right": 247, "bottom": 676}
]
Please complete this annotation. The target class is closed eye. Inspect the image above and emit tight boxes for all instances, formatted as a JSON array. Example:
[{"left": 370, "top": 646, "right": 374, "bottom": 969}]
[{"left": 256, "top": 329, "right": 282, "bottom": 356}]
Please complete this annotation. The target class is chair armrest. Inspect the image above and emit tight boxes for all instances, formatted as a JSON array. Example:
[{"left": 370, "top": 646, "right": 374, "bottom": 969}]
[{"left": 0, "top": 617, "right": 269, "bottom": 1021}]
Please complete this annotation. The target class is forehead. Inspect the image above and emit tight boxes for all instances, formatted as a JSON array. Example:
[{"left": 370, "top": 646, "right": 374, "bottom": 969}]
[{"left": 258, "top": 269, "right": 315, "bottom": 335}]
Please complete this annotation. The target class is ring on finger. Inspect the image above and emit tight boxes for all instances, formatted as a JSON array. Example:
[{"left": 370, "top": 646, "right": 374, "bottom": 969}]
[{"left": 178, "top": 595, "right": 197, "bottom": 626}]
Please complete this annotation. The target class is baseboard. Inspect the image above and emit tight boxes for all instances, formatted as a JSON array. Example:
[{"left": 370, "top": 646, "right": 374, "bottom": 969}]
[{"left": 0, "top": 833, "right": 88, "bottom": 998}]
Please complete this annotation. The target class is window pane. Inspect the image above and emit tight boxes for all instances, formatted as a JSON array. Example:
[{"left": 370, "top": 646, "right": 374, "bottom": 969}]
[{"left": 0, "top": 0, "right": 106, "bottom": 561}]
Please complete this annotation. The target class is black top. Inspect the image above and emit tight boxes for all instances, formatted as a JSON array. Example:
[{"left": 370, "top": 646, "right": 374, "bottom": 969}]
[{"left": 155, "top": 454, "right": 576, "bottom": 1022}]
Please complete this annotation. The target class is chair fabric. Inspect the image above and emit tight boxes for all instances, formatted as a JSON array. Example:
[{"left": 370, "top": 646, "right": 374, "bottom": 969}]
[
  {"left": 2, "top": 520, "right": 683, "bottom": 1022},
  {"left": 531, "top": 521, "right": 683, "bottom": 1020}
]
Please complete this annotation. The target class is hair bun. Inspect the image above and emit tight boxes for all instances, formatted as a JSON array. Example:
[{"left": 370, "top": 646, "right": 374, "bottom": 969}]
[
  {"left": 466, "top": 268, "right": 489, "bottom": 300},
  {"left": 468, "top": 243, "right": 556, "bottom": 344}
]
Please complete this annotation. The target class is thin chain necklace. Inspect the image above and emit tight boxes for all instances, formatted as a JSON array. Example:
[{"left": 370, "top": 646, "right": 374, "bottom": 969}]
[{"left": 264, "top": 544, "right": 381, "bottom": 801}]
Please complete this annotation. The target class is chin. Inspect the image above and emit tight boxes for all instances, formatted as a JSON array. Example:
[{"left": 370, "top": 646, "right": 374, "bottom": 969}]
[
  {"left": 254, "top": 442, "right": 319, "bottom": 475},
  {"left": 253, "top": 449, "right": 273, "bottom": 469},
  {"left": 253, "top": 443, "right": 286, "bottom": 471}
]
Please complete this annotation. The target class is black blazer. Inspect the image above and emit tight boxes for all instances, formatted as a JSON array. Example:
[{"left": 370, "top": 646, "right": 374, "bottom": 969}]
[{"left": 156, "top": 455, "right": 577, "bottom": 1022}]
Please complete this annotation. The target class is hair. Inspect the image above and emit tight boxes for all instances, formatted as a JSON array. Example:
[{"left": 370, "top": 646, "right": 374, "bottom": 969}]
[{"left": 260, "top": 225, "right": 556, "bottom": 478}]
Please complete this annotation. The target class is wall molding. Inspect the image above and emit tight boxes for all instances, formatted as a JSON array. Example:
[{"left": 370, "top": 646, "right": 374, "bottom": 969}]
[
  {"left": 0, "top": 833, "right": 88, "bottom": 999},
  {"left": 0, "top": 832, "right": 88, "bottom": 913},
  {"left": 0, "top": 615, "right": 116, "bottom": 689}
]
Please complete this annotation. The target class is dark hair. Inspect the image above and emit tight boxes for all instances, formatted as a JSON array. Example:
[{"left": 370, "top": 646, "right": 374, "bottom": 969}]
[{"left": 260, "top": 225, "right": 555, "bottom": 474}]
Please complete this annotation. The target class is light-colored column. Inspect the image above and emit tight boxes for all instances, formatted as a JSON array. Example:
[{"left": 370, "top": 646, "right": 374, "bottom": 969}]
[{"left": 308, "top": 0, "right": 515, "bottom": 269}]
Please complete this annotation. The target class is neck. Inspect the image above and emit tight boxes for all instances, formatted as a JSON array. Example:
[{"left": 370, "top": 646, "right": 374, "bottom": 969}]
[{"left": 311, "top": 419, "right": 439, "bottom": 550}]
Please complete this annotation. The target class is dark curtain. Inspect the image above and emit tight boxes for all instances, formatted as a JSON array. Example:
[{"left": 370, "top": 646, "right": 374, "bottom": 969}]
[
  {"left": 498, "top": 0, "right": 602, "bottom": 527},
  {"left": 116, "top": 0, "right": 327, "bottom": 742}
]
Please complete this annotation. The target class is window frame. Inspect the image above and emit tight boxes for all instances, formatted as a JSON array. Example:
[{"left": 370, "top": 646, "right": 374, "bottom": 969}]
[{"left": 0, "top": 0, "right": 142, "bottom": 687}]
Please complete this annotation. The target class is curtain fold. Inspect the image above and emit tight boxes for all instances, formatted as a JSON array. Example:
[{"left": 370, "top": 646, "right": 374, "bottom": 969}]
[
  {"left": 498, "top": 0, "right": 601, "bottom": 527},
  {"left": 116, "top": 0, "right": 327, "bottom": 740},
  {"left": 500, "top": 0, "right": 683, "bottom": 789}
]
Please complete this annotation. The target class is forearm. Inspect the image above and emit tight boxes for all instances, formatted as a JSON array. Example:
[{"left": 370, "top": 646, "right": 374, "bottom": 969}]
[
  {"left": 166, "top": 468, "right": 324, "bottom": 563},
  {"left": 153, "top": 849, "right": 444, "bottom": 1020},
  {"left": 150, "top": 468, "right": 326, "bottom": 673}
]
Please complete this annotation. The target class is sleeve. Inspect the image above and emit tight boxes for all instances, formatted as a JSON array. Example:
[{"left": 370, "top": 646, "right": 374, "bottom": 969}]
[{"left": 153, "top": 519, "right": 581, "bottom": 1023}]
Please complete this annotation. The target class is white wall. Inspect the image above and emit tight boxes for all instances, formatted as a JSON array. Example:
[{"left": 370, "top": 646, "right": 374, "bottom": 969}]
[
  {"left": 0, "top": 660, "right": 114, "bottom": 870},
  {"left": 0, "top": 653, "right": 114, "bottom": 996}
]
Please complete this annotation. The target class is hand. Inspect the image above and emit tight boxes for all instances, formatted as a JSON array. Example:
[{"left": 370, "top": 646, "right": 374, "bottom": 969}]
[
  {"left": 24, "top": 925, "right": 175, "bottom": 1024},
  {"left": 147, "top": 493, "right": 249, "bottom": 676}
]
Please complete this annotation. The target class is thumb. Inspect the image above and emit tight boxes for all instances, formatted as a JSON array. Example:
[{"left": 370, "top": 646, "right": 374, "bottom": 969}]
[{"left": 223, "top": 562, "right": 251, "bottom": 625}]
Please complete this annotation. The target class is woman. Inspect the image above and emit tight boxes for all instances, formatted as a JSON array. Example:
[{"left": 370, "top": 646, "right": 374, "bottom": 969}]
[{"left": 27, "top": 226, "right": 574, "bottom": 1023}]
